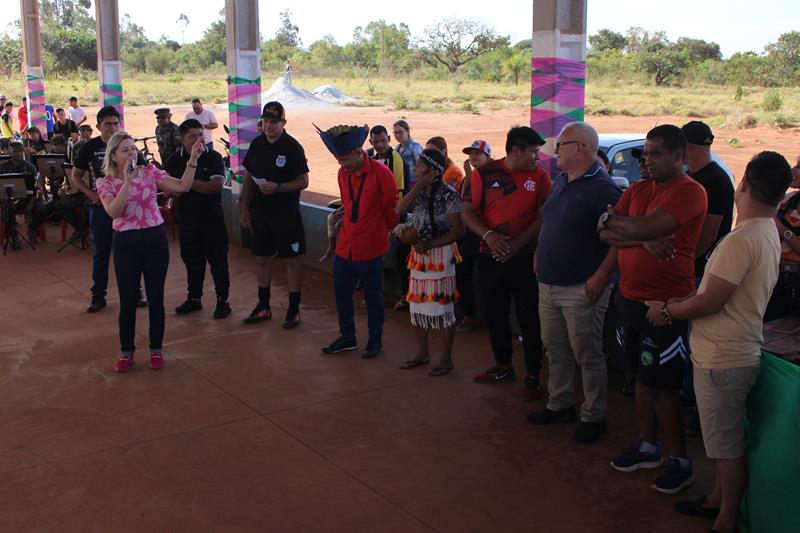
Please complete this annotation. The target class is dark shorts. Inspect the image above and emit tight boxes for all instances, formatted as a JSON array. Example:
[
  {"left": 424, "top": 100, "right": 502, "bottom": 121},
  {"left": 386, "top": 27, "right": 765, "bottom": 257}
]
[
  {"left": 249, "top": 204, "right": 306, "bottom": 258},
  {"left": 615, "top": 292, "right": 688, "bottom": 390}
]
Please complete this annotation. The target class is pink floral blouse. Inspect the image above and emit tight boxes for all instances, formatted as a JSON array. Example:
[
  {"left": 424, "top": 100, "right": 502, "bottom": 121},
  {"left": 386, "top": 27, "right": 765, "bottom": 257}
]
[{"left": 96, "top": 163, "right": 167, "bottom": 232}]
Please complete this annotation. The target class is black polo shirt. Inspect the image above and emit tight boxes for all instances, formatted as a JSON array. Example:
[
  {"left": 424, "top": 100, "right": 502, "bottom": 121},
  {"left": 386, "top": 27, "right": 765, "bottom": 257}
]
[
  {"left": 165, "top": 146, "right": 226, "bottom": 222},
  {"left": 74, "top": 136, "right": 145, "bottom": 191},
  {"left": 242, "top": 130, "right": 308, "bottom": 211},
  {"left": 690, "top": 161, "right": 734, "bottom": 276}
]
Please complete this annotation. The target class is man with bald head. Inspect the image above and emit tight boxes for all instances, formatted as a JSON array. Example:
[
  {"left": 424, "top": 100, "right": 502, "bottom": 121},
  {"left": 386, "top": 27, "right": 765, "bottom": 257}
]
[{"left": 527, "top": 122, "right": 622, "bottom": 444}]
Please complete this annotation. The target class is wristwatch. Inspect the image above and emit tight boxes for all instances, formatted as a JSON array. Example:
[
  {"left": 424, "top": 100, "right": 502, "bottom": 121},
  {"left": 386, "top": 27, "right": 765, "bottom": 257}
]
[
  {"left": 660, "top": 303, "right": 673, "bottom": 325},
  {"left": 784, "top": 229, "right": 794, "bottom": 241},
  {"left": 276, "top": 183, "right": 283, "bottom": 193},
  {"left": 598, "top": 212, "right": 612, "bottom": 228}
]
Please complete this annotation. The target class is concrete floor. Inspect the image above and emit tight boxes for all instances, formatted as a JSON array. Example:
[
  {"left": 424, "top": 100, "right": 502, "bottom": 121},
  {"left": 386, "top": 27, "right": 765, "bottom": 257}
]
[{"left": 0, "top": 225, "right": 716, "bottom": 533}]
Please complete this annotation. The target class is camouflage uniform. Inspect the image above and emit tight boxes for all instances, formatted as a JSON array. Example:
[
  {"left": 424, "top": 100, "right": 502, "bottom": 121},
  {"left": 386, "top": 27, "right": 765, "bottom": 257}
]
[{"left": 154, "top": 108, "right": 181, "bottom": 165}]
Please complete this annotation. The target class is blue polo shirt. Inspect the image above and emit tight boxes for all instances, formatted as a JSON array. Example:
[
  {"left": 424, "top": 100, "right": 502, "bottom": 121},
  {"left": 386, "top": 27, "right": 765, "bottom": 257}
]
[{"left": 537, "top": 162, "right": 622, "bottom": 285}]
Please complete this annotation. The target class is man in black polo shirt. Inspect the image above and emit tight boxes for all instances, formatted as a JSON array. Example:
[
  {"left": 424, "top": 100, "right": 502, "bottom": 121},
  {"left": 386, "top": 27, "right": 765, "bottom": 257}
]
[
  {"left": 165, "top": 119, "right": 231, "bottom": 319},
  {"left": 682, "top": 121, "right": 734, "bottom": 278},
  {"left": 71, "top": 106, "right": 146, "bottom": 312},
  {"left": 239, "top": 101, "right": 309, "bottom": 329}
]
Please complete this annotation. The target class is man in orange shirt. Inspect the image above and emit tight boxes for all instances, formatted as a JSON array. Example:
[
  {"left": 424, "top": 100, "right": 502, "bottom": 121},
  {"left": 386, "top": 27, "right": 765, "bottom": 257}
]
[
  {"left": 599, "top": 124, "right": 707, "bottom": 495},
  {"left": 462, "top": 126, "right": 551, "bottom": 399}
]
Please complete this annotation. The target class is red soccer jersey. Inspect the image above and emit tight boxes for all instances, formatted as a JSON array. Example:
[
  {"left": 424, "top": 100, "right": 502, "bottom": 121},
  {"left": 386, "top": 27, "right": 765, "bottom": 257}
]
[
  {"left": 616, "top": 174, "right": 708, "bottom": 302},
  {"left": 465, "top": 158, "right": 551, "bottom": 253}
]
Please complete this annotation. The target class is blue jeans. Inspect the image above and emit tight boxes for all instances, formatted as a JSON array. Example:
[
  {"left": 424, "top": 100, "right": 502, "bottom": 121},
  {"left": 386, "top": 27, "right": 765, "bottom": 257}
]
[
  {"left": 333, "top": 255, "right": 384, "bottom": 341},
  {"left": 112, "top": 225, "right": 169, "bottom": 352},
  {"left": 89, "top": 204, "right": 113, "bottom": 297}
]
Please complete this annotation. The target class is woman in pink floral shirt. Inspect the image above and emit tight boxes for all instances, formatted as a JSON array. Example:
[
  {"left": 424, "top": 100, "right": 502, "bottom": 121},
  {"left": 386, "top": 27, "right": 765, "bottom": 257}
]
[{"left": 97, "top": 131, "right": 204, "bottom": 373}]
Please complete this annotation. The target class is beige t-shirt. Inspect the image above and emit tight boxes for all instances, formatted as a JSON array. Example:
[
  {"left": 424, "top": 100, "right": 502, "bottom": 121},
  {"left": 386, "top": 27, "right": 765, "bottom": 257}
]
[{"left": 691, "top": 217, "right": 780, "bottom": 369}]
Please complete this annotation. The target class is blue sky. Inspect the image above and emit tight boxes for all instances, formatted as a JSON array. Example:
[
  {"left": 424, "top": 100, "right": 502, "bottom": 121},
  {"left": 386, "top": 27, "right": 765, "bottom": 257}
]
[{"left": 9, "top": 0, "right": 797, "bottom": 58}]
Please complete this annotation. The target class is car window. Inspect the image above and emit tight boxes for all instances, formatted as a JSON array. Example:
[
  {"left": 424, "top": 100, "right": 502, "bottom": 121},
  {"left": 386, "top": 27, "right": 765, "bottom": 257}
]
[{"left": 608, "top": 147, "right": 642, "bottom": 182}]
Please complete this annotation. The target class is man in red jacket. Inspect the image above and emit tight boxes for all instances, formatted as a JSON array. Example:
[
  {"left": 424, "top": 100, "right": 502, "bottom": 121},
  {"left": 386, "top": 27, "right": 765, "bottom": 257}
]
[{"left": 316, "top": 124, "right": 399, "bottom": 358}]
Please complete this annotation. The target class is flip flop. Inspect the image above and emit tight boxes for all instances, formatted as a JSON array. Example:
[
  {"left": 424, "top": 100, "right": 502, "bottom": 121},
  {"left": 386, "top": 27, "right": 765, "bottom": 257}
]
[
  {"left": 399, "top": 358, "right": 430, "bottom": 369},
  {"left": 429, "top": 364, "right": 455, "bottom": 377}
]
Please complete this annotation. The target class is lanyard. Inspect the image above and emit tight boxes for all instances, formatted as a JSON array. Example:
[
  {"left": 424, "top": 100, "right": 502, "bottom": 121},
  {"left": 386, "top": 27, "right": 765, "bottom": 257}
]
[{"left": 348, "top": 172, "right": 368, "bottom": 223}]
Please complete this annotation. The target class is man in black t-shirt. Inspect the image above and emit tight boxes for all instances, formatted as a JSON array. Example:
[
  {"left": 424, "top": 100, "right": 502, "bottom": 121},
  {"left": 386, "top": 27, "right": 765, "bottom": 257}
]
[
  {"left": 53, "top": 108, "right": 79, "bottom": 143},
  {"left": 71, "top": 106, "right": 147, "bottom": 313},
  {"left": 239, "top": 101, "right": 310, "bottom": 328},
  {"left": 165, "top": 119, "right": 231, "bottom": 319},
  {"left": 682, "top": 121, "right": 734, "bottom": 278},
  {"left": 0, "top": 141, "right": 46, "bottom": 244}
]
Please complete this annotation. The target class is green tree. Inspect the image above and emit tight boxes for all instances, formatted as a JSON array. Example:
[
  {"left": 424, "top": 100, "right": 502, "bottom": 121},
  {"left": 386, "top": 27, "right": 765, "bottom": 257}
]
[
  {"left": 675, "top": 37, "right": 721, "bottom": 63},
  {"left": 0, "top": 34, "right": 23, "bottom": 75},
  {"left": 42, "top": 28, "right": 96, "bottom": 71},
  {"left": 589, "top": 29, "right": 626, "bottom": 52},
  {"left": 765, "top": 31, "right": 800, "bottom": 85},
  {"left": 504, "top": 51, "right": 529, "bottom": 85},
  {"left": 636, "top": 43, "right": 690, "bottom": 86},
  {"left": 40, "top": 0, "right": 94, "bottom": 33},
  {"left": 275, "top": 9, "right": 301, "bottom": 49},
  {"left": 177, "top": 13, "right": 189, "bottom": 44},
  {"left": 418, "top": 18, "right": 510, "bottom": 74},
  {"left": 145, "top": 46, "right": 175, "bottom": 74}
]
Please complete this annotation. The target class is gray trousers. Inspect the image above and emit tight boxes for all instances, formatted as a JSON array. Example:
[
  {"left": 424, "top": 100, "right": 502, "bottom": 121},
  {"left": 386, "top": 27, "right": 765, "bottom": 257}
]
[{"left": 539, "top": 282, "right": 611, "bottom": 422}]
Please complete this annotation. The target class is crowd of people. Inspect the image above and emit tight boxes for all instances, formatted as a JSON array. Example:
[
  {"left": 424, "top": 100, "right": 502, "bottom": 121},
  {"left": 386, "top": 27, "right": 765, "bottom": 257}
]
[{"left": 2, "top": 93, "right": 800, "bottom": 533}]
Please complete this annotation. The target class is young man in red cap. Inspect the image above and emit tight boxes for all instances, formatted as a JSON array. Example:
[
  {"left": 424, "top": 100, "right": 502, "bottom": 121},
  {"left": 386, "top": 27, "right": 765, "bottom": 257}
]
[
  {"left": 240, "top": 101, "right": 309, "bottom": 329},
  {"left": 316, "top": 124, "right": 399, "bottom": 358}
]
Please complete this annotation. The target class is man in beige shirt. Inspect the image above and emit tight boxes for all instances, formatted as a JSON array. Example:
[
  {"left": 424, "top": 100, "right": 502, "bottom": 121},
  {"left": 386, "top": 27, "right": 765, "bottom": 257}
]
[{"left": 645, "top": 151, "right": 793, "bottom": 533}]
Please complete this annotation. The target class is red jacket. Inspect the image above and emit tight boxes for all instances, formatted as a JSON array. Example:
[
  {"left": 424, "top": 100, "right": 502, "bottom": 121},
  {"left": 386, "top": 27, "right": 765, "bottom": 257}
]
[
  {"left": 336, "top": 152, "right": 399, "bottom": 261},
  {"left": 18, "top": 106, "right": 28, "bottom": 132}
]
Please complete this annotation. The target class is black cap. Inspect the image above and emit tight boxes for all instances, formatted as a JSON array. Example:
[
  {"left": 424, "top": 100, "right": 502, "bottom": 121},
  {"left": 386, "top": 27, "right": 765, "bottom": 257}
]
[
  {"left": 78, "top": 124, "right": 93, "bottom": 131},
  {"left": 681, "top": 121, "right": 714, "bottom": 146},
  {"left": 261, "top": 101, "right": 285, "bottom": 120},
  {"left": 154, "top": 107, "right": 171, "bottom": 117}
]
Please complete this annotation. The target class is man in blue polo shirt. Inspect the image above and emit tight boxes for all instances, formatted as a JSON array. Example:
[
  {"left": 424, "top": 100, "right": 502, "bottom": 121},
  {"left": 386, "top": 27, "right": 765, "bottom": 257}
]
[{"left": 527, "top": 122, "right": 622, "bottom": 444}]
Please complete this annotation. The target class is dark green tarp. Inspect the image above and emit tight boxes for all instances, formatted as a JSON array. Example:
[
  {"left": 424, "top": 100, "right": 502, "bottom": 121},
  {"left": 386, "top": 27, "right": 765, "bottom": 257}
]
[{"left": 739, "top": 352, "right": 800, "bottom": 532}]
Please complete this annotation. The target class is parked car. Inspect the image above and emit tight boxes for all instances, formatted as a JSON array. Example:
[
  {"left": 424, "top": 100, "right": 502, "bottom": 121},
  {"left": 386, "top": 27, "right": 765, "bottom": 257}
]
[{"left": 598, "top": 134, "right": 735, "bottom": 189}]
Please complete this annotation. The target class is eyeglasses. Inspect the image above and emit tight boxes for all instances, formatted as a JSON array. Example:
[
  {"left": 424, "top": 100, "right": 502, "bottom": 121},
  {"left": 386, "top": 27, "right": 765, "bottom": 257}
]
[{"left": 555, "top": 140, "right": 584, "bottom": 150}]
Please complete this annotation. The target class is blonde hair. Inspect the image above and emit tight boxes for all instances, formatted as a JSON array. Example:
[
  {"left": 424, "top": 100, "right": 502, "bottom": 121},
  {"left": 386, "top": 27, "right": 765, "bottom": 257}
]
[{"left": 101, "top": 131, "right": 134, "bottom": 178}]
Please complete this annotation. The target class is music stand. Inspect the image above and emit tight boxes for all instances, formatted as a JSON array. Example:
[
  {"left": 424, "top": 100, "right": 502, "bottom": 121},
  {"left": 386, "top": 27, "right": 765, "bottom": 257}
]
[
  {"left": 1, "top": 174, "right": 35, "bottom": 254},
  {"left": 33, "top": 153, "right": 67, "bottom": 203},
  {"left": 0, "top": 155, "right": 11, "bottom": 165}
]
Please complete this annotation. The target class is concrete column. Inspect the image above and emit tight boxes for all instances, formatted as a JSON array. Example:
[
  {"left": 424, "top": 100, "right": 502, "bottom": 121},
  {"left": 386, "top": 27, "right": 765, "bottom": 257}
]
[
  {"left": 19, "top": 0, "right": 46, "bottom": 138},
  {"left": 531, "top": 0, "right": 588, "bottom": 176},
  {"left": 95, "top": 0, "right": 124, "bottom": 127},
  {"left": 226, "top": 0, "right": 261, "bottom": 196}
]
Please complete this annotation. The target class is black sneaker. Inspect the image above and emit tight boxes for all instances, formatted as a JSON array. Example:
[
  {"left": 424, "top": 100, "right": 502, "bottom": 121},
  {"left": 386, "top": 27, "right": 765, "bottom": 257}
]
[
  {"left": 526, "top": 406, "right": 577, "bottom": 425},
  {"left": 86, "top": 295, "right": 106, "bottom": 313},
  {"left": 282, "top": 309, "right": 301, "bottom": 329},
  {"left": 473, "top": 365, "right": 516, "bottom": 383},
  {"left": 137, "top": 291, "right": 148, "bottom": 308},
  {"left": 361, "top": 338, "right": 383, "bottom": 359},
  {"left": 611, "top": 439, "right": 664, "bottom": 472},
  {"left": 213, "top": 298, "right": 232, "bottom": 319},
  {"left": 243, "top": 305, "right": 272, "bottom": 324},
  {"left": 322, "top": 336, "right": 357, "bottom": 354},
  {"left": 573, "top": 420, "right": 607, "bottom": 444},
  {"left": 673, "top": 496, "right": 719, "bottom": 517},
  {"left": 652, "top": 457, "right": 694, "bottom": 495},
  {"left": 175, "top": 298, "right": 203, "bottom": 314}
]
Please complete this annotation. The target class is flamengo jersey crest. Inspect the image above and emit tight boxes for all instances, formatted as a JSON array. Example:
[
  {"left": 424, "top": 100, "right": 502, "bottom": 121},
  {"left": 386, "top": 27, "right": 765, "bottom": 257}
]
[{"left": 524, "top": 178, "right": 537, "bottom": 192}]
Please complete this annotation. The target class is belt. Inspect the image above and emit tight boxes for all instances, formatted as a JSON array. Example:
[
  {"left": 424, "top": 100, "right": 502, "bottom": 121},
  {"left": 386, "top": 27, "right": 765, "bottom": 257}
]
[{"left": 780, "top": 262, "right": 800, "bottom": 273}]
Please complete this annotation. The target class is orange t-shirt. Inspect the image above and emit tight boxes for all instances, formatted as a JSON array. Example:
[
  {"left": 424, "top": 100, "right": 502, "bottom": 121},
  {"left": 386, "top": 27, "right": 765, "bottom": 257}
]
[
  {"left": 465, "top": 158, "right": 551, "bottom": 254},
  {"left": 616, "top": 174, "right": 707, "bottom": 302},
  {"left": 443, "top": 162, "right": 465, "bottom": 192}
]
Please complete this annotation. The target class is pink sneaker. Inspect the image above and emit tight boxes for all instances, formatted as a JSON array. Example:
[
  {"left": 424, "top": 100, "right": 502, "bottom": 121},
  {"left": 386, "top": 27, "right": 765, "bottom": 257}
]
[
  {"left": 149, "top": 352, "right": 164, "bottom": 370},
  {"left": 115, "top": 356, "right": 134, "bottom": 373}
]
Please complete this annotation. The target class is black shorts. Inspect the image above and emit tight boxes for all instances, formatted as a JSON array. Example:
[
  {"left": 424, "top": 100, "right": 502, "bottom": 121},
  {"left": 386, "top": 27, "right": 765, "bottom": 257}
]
[
  {"left": 249, "top": 204, "right": 306, "bottom": 258},
  {"left": 615, "top": 292, "right": 688, "bottom": 390}
]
